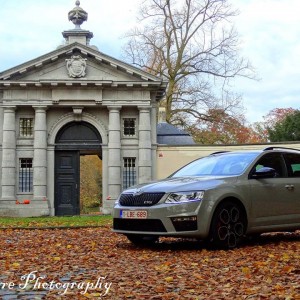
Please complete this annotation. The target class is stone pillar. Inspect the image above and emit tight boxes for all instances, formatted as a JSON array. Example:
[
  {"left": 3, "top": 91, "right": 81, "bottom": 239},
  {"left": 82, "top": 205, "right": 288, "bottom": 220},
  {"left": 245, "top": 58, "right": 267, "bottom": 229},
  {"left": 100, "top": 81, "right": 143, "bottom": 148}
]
[
  {"left": 107, "top": 106, "right": 121, "bottom": 201},
  {"left": 1, "top": 106, "right": 16, "bottom": 201},
  {"left": 47, "top": 146, "right": 55, "bottom": 215},
  {"left": 151, "top": 103, "right": 158, "bottom": 179},
  {"left": 33, "top": 106, "right": 47, "bottom": 201},
  {"left": 138, "top": 106, "right": 152, "bottom": 184}
]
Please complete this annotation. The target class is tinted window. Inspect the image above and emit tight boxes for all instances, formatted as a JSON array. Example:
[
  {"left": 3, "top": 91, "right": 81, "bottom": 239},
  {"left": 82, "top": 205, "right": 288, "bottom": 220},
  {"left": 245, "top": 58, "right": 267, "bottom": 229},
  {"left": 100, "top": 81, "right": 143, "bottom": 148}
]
[
  {"left": 283, "top": 153, "right": 300, "bottom": 177},
  {"left": 172, "top": 153, "right": 258, "bottom": 177}
]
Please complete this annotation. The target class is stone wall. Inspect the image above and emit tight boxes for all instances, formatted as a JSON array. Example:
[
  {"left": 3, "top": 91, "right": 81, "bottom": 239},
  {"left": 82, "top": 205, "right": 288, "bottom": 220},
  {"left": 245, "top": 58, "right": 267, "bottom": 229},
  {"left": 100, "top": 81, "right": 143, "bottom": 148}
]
[{"left": 156, "top": 143, "right": 300, "bottom": 179}]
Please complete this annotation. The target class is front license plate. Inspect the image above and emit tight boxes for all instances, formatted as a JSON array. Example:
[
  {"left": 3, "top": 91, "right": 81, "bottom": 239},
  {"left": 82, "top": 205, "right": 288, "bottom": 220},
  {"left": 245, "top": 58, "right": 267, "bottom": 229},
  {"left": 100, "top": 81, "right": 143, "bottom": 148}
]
[{"left": 121, "top": 210, "right": 148, "bottom": 219}]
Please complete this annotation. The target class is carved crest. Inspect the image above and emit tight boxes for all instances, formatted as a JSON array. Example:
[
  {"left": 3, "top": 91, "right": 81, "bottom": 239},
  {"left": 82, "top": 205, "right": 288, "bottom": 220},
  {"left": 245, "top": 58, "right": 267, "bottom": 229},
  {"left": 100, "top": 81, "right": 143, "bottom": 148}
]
[{"left": 66, "top": 55, "right": 87, "bottom": 78}]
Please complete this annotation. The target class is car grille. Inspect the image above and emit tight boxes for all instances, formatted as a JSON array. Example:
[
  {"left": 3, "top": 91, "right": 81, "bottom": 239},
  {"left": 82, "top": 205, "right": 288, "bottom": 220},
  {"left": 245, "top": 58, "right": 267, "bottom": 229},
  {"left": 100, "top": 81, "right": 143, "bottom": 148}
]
[
  {"left": 113, "top": 218, "right": 167, "bottom": 232},
  {"left": 119, "top": 193, "right": 165, "bottom": 206}
]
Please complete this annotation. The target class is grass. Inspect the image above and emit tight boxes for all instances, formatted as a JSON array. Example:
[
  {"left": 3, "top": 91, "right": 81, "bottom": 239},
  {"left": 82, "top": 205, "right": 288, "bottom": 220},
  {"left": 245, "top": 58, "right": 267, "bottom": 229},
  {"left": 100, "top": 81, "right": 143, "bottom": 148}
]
[{"left": 0, "top": 215, "right": 112, "bottom": 229}]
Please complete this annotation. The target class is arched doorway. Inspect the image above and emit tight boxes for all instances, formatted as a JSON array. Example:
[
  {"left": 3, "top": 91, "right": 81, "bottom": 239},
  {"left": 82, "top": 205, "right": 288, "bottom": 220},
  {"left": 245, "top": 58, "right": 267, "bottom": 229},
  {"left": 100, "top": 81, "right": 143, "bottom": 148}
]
[{"left": 55, "top": 121, "right": 102, "bottom": 215}]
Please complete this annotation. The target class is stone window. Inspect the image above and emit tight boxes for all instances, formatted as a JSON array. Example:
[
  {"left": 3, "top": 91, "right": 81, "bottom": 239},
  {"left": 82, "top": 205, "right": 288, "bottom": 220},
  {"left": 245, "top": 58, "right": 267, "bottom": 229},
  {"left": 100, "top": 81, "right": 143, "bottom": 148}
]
[
  {"left": 20, "top": 118, "right": 34, "bottom": 137},
  {"left": 123, "top": 118, "right": 136, "bottom": 137},
  {"left": 19, "top": 158, "right": 33, "bottom": 192},
  {"left": 123, "top": 157, "right": 136, "bottom": 189}
]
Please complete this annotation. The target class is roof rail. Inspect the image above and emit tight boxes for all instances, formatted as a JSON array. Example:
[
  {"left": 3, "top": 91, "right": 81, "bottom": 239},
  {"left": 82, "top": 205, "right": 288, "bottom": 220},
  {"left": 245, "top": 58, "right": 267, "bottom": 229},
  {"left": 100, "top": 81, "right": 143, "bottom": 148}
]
[
  {"left": 263, "top": 146, "right": 300, "bottom": 152},
  {"left": 210, "top": 151, "right": 230, "bottom": 155}
]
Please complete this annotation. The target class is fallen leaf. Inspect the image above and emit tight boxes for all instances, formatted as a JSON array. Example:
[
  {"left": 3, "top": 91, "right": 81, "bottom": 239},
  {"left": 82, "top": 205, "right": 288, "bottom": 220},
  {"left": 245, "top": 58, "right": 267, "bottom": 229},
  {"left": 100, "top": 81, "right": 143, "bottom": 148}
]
[{"left": 165, "top": 276, "right": 174, "bottom": 282}]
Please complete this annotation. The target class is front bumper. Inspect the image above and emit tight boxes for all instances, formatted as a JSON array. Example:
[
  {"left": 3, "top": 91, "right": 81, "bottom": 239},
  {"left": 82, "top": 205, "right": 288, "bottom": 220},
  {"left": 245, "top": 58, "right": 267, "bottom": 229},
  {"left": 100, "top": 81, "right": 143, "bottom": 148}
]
[{"left": 112, "top": 200, "right": 210, "bottom": 238}]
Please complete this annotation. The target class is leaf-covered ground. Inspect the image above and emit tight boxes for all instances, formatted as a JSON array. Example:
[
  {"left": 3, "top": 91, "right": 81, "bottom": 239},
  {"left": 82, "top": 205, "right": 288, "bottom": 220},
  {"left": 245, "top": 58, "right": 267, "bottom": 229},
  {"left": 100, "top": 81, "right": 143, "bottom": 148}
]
[{"left": 0, "top": 226, "right": 299, "bottom": 299}]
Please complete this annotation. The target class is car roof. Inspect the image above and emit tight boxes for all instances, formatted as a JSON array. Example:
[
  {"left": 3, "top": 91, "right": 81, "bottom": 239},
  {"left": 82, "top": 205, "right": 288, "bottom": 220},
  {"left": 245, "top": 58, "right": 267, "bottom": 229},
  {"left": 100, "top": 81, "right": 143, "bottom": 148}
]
[
  {"left": 210, "top": 147, "right": 300, "bottom": 156},
  {"left": 263, "top": 146, "right": 300, "bottom": 153}
]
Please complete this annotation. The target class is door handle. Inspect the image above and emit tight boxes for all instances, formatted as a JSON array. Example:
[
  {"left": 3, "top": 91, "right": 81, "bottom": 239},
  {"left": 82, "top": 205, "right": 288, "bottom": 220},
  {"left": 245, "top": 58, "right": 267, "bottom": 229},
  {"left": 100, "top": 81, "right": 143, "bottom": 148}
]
[{"left": 285, "top": 184, "right": 294, "bottom": 191}]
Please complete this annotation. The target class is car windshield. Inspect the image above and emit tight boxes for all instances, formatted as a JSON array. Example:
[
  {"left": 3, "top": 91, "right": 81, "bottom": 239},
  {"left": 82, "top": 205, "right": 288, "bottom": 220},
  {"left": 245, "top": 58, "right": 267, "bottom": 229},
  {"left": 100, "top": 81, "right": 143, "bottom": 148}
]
[{"left": 172, "top": 152, "right": 258, "bottom": 177}]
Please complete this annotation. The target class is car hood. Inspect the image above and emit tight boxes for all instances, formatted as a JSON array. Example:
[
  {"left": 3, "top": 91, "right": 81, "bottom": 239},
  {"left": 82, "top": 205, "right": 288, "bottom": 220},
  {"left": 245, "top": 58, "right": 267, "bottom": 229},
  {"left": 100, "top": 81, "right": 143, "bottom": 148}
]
[{"left": 123, "top": 176, "right": 238, "bottom": 194}]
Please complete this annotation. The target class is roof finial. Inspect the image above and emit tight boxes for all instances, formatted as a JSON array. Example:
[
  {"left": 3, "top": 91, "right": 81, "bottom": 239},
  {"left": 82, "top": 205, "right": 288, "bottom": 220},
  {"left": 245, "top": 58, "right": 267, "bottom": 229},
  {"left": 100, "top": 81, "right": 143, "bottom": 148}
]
[{"left": 68, "top": 0, "right": 88, "bottom": 29}]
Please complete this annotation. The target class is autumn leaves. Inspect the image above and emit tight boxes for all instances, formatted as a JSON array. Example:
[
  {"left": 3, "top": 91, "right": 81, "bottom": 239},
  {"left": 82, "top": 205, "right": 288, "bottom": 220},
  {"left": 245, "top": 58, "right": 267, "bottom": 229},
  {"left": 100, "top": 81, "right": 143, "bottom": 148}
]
[{"left": 0, "top": 227, "right": 299, "bottom": 299}]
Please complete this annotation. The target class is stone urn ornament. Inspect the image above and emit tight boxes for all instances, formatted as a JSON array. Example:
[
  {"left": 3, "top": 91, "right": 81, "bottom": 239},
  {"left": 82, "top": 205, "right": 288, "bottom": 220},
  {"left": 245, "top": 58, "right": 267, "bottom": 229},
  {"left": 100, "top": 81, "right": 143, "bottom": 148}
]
[
  {"left": 68, "top": 0, "right": 88, "bottom": 29},
  {"left": 66, "top": 1, "right": 88, "bottom": 78}
]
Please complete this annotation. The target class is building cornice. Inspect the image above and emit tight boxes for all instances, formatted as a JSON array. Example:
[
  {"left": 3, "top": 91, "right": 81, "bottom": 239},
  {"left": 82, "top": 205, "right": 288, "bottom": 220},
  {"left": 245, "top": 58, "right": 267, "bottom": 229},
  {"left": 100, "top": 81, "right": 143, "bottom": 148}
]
[{"left": 0, "top": 80, "right": 166, "bottom": 100}]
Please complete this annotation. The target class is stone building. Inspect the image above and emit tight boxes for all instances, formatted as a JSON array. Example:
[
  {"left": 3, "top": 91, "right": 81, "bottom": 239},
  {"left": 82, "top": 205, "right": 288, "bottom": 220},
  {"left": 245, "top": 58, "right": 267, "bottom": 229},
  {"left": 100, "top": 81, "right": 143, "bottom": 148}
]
[{"left": 0, "top": 1, "right": 166, "bottom": 216}]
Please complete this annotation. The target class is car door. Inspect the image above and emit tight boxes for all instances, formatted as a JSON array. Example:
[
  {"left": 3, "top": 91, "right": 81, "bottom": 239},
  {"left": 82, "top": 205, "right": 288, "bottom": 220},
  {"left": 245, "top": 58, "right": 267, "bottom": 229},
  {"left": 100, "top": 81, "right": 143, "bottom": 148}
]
[
  {"left": 248, "top": 152, "right": 294, "bottom": 227},
  {"left": 282, "top": 152, "right": 300, "bottom": 223}
]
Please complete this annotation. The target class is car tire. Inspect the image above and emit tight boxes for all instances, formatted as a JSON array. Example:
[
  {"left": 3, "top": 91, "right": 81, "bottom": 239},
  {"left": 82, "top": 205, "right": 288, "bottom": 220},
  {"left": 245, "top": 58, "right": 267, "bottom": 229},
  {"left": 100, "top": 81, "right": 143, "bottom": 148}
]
[
  {"left": 126, "top": 234, "right": 159, "bottom": 246},
  {"left": 209, "top": 200, "right": 246, "bottom": 249}
]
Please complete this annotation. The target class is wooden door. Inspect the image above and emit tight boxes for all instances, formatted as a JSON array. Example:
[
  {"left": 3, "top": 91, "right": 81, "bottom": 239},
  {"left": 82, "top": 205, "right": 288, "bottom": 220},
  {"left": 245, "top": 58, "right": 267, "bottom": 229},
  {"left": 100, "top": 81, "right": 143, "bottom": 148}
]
[{"left": 55, "top": 151, "right": 80, "bottom": 216}]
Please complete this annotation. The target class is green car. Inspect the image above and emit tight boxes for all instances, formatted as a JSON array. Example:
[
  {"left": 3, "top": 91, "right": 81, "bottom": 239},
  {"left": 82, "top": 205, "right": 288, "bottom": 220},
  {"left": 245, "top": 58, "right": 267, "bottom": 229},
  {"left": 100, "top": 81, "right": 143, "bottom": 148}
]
[{"left": 113, "top": 147, "right": 300, "bottom": 248}]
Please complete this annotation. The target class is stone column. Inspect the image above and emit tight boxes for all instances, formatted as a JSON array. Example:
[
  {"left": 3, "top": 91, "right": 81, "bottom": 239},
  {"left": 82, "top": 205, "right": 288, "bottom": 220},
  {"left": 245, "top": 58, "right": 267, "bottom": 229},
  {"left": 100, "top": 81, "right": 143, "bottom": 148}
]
[
  {"left": 1, "top": 106, "right": 16, "bottom": 201},
  {"left": 33, "top": 106, "right": 47, "bottom": 201},
  {"left": 151, "top": 102, "right": 158, "bottom": 179},
  {"left": 138, "top": 106, "right": 152, "bottom": 184},
  {"left": 107, "top": 106, "right": 121, "bottom": 201}
]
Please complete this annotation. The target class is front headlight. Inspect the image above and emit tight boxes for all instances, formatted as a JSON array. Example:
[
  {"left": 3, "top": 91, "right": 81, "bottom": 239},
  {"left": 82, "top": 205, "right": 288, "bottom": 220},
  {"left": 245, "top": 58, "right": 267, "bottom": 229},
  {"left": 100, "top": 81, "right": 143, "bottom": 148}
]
[
  {"left": 165, "top": 191, "right": 204, "bottom": 204},
  {"left": 114, "top": 196, "right": 120, "bottom": 205}
]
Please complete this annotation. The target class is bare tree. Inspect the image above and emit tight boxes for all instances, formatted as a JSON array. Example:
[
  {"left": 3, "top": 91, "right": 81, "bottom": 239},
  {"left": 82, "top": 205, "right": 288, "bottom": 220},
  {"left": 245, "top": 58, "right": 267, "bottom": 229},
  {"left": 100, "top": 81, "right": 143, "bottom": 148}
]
[{"left": 123, "top": 0, "right": 254, "bottom": 127}]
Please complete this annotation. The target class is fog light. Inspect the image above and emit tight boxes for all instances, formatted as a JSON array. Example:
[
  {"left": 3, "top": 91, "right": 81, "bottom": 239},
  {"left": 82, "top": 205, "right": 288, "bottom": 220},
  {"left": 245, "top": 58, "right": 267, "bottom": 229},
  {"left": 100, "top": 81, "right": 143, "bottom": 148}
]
[
  {"left": 171, "top": 216, "right": 197, "bottom": 232},
  {"left": 172, "top": 216, "right": 197, "bottom": 222}
]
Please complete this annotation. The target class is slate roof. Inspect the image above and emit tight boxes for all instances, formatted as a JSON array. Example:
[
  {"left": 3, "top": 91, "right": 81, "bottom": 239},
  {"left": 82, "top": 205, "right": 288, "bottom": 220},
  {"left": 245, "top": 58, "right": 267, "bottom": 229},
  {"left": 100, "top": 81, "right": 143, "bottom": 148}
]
[{"left": 157, "top": 122, "right": 195, "bottom": 145}]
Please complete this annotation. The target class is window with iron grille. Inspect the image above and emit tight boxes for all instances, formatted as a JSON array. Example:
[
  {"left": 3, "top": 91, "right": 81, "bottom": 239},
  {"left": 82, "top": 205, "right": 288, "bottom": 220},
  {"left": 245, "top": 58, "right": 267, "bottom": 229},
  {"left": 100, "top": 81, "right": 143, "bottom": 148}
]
[
  {"left": 19, "top": 158, "right": 33, "bottom": 192},
  {"left": 123, "top": 118, "right": 136, "bottom": 136},
  {"left": 20, "top": 118, "right": 34, "bottom": 137},
  {"left": 123, "top": 158, "right": 136, "bottom": 189}
]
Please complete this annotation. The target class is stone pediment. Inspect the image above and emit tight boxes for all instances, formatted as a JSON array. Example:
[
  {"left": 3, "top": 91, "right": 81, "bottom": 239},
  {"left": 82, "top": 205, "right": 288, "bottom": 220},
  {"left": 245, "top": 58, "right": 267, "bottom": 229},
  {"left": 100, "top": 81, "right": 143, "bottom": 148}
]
[{"left": 0, "top": 43, "right": 166, "bottom": 99}]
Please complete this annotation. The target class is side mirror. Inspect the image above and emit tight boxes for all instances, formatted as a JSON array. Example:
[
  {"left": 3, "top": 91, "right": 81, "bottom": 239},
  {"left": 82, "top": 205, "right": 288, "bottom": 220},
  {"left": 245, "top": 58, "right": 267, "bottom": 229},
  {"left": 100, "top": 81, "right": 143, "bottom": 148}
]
[{"left": 251, "top": 167, "right": 277, "bottom": 179}]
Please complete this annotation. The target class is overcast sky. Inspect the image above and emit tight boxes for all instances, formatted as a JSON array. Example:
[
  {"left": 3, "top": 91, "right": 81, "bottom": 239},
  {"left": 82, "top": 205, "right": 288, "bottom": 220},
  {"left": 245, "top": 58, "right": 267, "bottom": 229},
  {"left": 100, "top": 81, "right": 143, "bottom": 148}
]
[{"left": 0, "top": 0, "right": 299, "bottom": 124}]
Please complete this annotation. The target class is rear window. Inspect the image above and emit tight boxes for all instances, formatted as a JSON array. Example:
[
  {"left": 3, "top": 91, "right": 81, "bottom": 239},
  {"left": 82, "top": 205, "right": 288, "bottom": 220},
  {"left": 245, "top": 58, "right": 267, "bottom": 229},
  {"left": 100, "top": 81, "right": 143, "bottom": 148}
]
[{"left": 283, "top": 153, "right": 300, "bottom": 176}]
